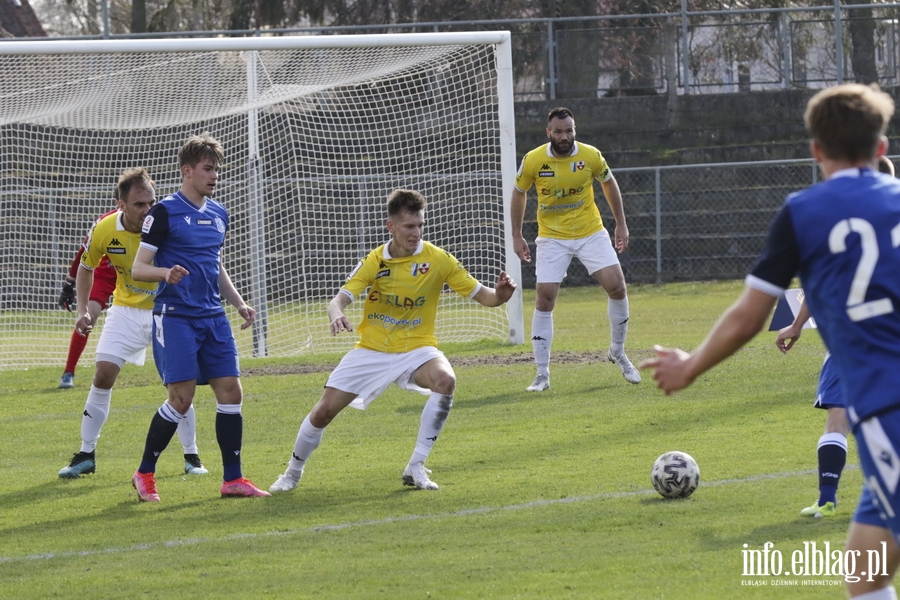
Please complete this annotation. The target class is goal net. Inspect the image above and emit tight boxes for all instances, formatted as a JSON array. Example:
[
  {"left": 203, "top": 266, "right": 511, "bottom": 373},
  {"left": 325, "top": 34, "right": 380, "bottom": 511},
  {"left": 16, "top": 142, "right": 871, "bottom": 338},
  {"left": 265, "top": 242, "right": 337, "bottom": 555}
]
[{"left": 0, "top": 33, "right": 522, "bottom": 370}]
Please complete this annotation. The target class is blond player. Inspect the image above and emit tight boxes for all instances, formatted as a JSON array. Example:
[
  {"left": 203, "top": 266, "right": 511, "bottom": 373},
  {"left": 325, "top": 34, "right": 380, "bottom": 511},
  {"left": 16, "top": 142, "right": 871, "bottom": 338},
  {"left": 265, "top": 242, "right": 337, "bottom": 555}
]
[
  {"left": 511, "top": 107, "right": 639, "bottom": 392},
  {"left": 58, "top": 168, "right": 207, "bottom": 479},
  {"left": 269, "top": 189, "right": 517, "bottom": 493}
]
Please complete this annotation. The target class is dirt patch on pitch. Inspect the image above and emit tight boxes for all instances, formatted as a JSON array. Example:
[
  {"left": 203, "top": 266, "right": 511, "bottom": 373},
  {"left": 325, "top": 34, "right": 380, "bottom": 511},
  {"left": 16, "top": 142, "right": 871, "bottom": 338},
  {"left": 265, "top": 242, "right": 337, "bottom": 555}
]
[{"left": 241, "top": 350, "right": 611, "bottom": 378}]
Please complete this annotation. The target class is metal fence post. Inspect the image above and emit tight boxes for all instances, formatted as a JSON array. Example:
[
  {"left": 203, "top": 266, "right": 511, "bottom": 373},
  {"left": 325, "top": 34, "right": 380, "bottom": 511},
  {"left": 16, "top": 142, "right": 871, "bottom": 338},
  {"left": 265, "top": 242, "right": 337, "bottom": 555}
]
[
  {"left": 655, "top": 168, "right": 662, "bottom": 285},
  {"left": 547, "top": 19, "right": 556, "bottom": 100},
  {"left": 779, "top": 11, "right": 791, "bottom": 89},
  {"left": 681, "top": 0, "right": 690, "bottom": 94},
  {"left": 834, "top": 0, "right": 844, "bottom": 84}
]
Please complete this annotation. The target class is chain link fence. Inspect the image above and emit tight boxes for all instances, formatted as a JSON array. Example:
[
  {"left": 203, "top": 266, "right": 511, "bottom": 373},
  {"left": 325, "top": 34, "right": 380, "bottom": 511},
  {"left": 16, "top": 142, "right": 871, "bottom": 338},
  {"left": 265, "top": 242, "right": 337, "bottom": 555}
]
[
  {"left": 519, "top": 158, "right": 832, "bottom": 287},
  {"left": 43, "top": 5, "right": 900, "bottom": 99}
]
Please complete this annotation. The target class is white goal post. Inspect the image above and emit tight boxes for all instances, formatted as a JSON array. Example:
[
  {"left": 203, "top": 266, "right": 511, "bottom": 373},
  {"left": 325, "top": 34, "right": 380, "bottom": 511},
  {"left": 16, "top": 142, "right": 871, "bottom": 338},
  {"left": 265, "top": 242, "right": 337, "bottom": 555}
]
[{"left": 0, "top": 32, "right": 523, "bottom": 370}]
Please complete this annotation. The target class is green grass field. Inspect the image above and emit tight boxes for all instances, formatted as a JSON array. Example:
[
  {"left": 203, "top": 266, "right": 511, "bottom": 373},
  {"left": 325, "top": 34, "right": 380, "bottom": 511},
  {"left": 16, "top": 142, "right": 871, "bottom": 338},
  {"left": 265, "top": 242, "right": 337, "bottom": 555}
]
[{"left": 1, "top": 281, "right": 860, "bottom": 598}]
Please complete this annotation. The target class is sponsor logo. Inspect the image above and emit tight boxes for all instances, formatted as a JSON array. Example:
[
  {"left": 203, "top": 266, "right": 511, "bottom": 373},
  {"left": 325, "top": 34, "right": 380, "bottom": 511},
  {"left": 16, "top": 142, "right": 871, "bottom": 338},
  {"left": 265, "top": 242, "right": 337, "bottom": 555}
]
[
  {"left": 599, "top": 166, "right": 610, "bottom": 179},
  {"left": 183, "top": 216, "right": 191, "bottom": 225},
  {"left": 539, "top": 198, "right": 586, "bottom": 212},
  {"left": 141, "top": 215, "right": 154, "bottom": 234},
  {"left": 368, "top": 290, "right": 425, "bottom": 308},
  {"left": 571, "top": 161, "right": 585, "bottom": 171},
  {"left": 376, "top": 269, "right": 391, "bottom": 279},
  {"left": 539, "top": 170, "right": 555, "bottom": 177},
  {"left": 540, "top": 163, "right": 550, "bottom": 170},
  {"left": 106, "top": 247, "right": 126, "bottom": 254},
  {"left": 196, "top": 219, "right": 212, "bottom": 225},
  {"left": 109, "top": 238, "right": 122, "bottom": 246},
  {"left": 367, "top": 312, "right": 423, "bottom": 328}
]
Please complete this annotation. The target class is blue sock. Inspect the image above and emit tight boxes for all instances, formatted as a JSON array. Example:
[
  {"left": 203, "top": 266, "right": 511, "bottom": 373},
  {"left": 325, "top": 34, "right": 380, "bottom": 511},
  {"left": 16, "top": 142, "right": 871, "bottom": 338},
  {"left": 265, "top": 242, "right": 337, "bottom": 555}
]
[
  {"left": 216, "top": 406, "right": 243, "bottom": 482},
  {"left": 817, "top": 432, "right": 847, "bottom": 506}
]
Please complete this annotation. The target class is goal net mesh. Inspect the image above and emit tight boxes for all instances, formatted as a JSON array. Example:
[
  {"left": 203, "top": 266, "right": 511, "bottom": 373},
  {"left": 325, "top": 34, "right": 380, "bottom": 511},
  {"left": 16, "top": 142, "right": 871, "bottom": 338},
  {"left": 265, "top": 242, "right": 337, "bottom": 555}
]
[{"left": 0, "top": 40, "right": 510, "bottom": 370}]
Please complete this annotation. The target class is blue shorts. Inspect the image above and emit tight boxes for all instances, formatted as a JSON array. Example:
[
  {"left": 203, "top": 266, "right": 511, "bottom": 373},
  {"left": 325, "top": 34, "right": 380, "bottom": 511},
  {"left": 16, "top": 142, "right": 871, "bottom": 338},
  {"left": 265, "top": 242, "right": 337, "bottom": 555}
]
[
  {"left": 152, "top": 312, "right": 240, "bottom": 385},
  {"left": 813, "top": 353, "right": 844, "bottom": 410},
  {"left": 852, "top": 408, "right": 900, "bottom": 544}
]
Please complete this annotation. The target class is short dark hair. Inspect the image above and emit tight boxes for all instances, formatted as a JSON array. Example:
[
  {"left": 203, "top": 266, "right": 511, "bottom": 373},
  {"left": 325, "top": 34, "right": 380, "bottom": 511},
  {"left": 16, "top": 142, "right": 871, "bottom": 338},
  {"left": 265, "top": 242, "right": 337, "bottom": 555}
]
[
  {"left": 178, "top": 132, "right": 225, "bottom": 169},
  {"left": 116, "top": 167, "right": 155, "bottom": 202},
  {"left": 804, "top": 84, "right": 894, "bottom": 162},
  {"left": 548, "top": 107, "right": 574, "bottom": 122},
  {"left": 386, "top": 189, "right": 426, "bottom": 217}
]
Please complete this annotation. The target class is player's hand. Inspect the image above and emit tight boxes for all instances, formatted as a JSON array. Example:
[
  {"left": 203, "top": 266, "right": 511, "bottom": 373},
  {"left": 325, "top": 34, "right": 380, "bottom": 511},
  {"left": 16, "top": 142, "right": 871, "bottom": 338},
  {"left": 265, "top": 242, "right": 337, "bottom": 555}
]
[
  {"left": 165, "top": 265, "right": 189, "bottom": 285},
  {"left": 614, "top": 223, "right": 630, "bottom": 254},
  {"left": 513, "top": 236, "right": 531, "bottom": 263},
  {"left": 237, "top": 304, "right": 256, "bottom": 329},
  {"left": 74, "top": 313, "right": 93, "bottom": 337},
  {"left": 330, "top": 315, "right": 352, "bottom": 336},
  {"left": 494, "top": 271, "right": 518, "bottom": 304},
  {"left": 59, "top": 276, "right": 76, "bottom": 311},
  {"left": 775, "top": 325, "right": 801, "bottom": 354},
  {"left": 639, "top": 345, "right": 695, "bottom": 395}
]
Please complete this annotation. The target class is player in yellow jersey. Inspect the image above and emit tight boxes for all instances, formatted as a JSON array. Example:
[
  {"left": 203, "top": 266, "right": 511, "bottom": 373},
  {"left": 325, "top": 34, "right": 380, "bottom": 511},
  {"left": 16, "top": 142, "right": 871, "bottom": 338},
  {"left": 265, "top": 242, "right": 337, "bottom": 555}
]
[
  {"left": 58, "top": 168, "right": 208, "bottom": 479},
  {"left": 269, "top": 189, "right": 517, "bottom": 493},
  {"left": 511, "top": 107, "right": 640, "bottom": 392}
]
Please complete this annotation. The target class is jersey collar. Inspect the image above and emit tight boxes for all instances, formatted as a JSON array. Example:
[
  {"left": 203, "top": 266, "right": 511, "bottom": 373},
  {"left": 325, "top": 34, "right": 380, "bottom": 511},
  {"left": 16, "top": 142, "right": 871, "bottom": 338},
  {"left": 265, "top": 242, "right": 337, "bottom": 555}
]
[
  {"left": 383, "top": 239, "right": 424, "bottom": 259},
  {"left": 830, "top": 167, "right": 874, "bottom": 179},
  {"left": 172, "top": 190, "right": 208, "bottom": 212},
  {"left": 115, "top": 211, "right": 126, "bottom": 231},
  {"left": 545, "top": 141, "right": 579, "bottom": 158}
]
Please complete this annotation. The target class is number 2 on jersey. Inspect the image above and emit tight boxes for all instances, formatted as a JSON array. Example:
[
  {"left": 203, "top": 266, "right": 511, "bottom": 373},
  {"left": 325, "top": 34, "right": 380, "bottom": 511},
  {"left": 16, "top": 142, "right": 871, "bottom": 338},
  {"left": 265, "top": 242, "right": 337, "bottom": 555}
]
[{"left": 828, "top": 217, "right": 900, "bottom": 321}]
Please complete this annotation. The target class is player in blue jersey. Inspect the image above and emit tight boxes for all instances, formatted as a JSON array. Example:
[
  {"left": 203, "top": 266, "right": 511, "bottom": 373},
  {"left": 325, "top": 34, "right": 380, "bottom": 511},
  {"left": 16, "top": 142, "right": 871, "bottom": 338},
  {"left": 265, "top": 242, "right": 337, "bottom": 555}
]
[
  {"left": 130, "top": 132, "right": 270, "bottom": 501},
  {"left": 773, "top": 156, "right": 896, "bottom": 521},
  {"left": 642, "top": 84, "right": 900, "bottom": 599}
]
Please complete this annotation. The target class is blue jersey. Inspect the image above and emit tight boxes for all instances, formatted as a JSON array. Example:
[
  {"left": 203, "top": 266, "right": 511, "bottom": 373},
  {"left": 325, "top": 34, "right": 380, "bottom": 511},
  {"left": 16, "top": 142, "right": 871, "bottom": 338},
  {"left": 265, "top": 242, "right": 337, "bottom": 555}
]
[
  {"left": 140, "top": 191, "right": 229, "bottom": 318},
  {"left": 748, "top": 167, "right": 900, "bottom": 426}
]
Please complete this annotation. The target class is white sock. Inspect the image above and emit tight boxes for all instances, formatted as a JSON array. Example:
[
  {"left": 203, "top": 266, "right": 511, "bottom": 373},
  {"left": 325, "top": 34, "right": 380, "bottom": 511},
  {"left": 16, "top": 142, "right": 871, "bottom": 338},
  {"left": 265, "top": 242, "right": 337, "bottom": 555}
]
[
  {"left": 852, "top": 586, "right": 898, "bottom": 600},
  {"left": 409, "top": 393, "right": 453, "bottom": 466},
  {"left": 177, "top": 404, "right": 199, "bottom": 455},
  {"left": 608, "top": 297, "right": 630, "bottom": 356},
  {"left": 79, "top": 385, "right": 112, "bottom": 453},
  {"left": 288, "top": 414, "right": 324, "bottom": 476},
  {"left": 531, "top": 310, "right": 553, "bottom": 377},
  {"left": 158, "top": 400, "right": 186, "bottom": 424}
]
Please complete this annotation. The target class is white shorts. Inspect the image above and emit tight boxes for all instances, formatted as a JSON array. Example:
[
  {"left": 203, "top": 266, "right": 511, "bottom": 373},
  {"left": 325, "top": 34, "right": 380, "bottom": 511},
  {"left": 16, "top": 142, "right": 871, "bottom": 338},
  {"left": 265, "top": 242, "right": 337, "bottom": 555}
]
[
  {"left": 535, "top": 229, "right": 620, "bottom": 284},
  {"left": 326, "top": 346, "right": 444, "bottom": 410},
  {"left": 95, "top": 305, "right": 152, "bottom": 367}
]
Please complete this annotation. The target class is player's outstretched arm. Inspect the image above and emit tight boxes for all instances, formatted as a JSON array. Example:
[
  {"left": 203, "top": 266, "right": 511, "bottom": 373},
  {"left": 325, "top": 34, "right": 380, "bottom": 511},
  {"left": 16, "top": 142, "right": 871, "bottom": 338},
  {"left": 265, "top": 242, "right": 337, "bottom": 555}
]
[
  {"left": 131, "top": 245, "right": 189, "bottom": 284},
  {"left": 326, "top": 292, "right": 353, "bottom": 336},
  {"left": 218, "top": 262, "right": 255, "bottom": 330},
  {"left": 601, "top": 175, "right": 629, "bottom": 254},
  {"left": 640, "top": 286, "right": 777, "bottom": 395},
  {"left": 472, "top": 271, "right": 518, "bottom": 307},
  {"left": 74, "top": 264, "right": 95, "bottom": 336},
  {"left": 775, "top": 298, "right": 811, "bottom": 354},
  {"left": 509, "top": 188, "right": 531, "bottom": 263}
]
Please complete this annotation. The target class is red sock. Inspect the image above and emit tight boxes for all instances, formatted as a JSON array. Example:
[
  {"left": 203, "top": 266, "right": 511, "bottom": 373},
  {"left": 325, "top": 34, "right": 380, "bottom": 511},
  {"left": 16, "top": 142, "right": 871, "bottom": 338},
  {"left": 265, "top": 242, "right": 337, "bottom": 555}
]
[{"left": 64, "top": 329, "right": 89, "bottom": 374}]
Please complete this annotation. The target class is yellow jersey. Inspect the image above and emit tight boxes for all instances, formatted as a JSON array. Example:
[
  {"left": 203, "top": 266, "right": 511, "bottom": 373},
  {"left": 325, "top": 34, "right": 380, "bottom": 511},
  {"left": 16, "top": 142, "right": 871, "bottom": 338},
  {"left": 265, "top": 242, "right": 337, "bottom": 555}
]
[
  {"left": 81, "top": 211, "right": 157, "bottom": 310},
  {"left": 341, "top": 240, "right": 481, "bottom": 353},
  {"left": 515, "top": 141, "right": 612, "bottom": 240}
]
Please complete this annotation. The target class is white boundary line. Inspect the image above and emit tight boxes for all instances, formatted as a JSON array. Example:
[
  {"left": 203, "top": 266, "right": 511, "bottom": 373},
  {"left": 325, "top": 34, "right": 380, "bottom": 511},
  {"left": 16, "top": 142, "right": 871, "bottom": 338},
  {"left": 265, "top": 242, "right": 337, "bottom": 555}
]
[{"left": 0, "top": 466, "right": 855, "bottom": 564}]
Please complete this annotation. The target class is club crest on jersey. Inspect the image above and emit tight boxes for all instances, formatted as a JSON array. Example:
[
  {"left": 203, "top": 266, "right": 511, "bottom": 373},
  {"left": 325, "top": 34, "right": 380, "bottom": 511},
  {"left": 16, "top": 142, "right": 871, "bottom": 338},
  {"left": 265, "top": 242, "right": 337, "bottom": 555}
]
[
  {"left": 571, "top": 161, "right": 585, "bottom": 171},
  {"left": 215, "top": 217, "right": 225, "bottom": 233},
  {"left": 411, "top": 262, "right": 430, "bottom": 276},
  {"left": 141, "top": 215, "right": 154, "bottom": 233}
]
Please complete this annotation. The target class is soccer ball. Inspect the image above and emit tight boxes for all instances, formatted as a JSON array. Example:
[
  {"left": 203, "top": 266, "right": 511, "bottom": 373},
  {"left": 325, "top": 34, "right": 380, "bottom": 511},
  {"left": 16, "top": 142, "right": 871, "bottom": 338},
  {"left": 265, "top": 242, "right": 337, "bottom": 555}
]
[{"left": 651, "top": 451, "right": 700, "bottom": 499}]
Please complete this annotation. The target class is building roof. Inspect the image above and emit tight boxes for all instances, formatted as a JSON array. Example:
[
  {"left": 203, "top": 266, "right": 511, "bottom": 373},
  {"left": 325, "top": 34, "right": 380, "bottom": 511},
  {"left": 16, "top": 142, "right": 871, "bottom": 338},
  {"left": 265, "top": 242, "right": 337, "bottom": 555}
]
[{"left": 0, "top": 0, "right": 47, "bottom": 38}]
